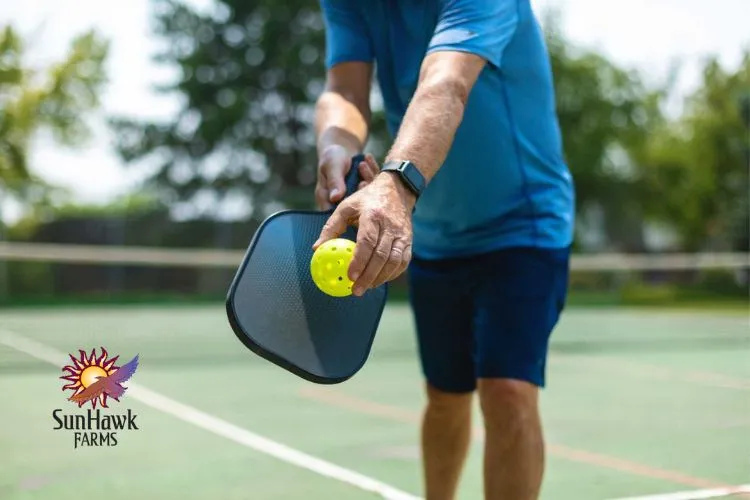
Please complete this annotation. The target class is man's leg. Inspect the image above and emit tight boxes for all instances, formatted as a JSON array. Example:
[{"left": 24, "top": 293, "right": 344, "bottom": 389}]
[
  {"left": 478, "top": 378, "right": 544, "bottom": 500},
  {"left": 408, "top": 256, "right": 476, "bottom": 500},
  {"left": 470, "top": 246, "right": 570, "bottom": 499},
  {"left": 422, "top": 384, "right": 473, "bottom": 500}
]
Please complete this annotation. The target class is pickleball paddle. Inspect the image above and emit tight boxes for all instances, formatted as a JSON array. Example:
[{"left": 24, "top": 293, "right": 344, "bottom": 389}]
[{"left": 226, "top": 155, "right": 388, "bottom": 384}]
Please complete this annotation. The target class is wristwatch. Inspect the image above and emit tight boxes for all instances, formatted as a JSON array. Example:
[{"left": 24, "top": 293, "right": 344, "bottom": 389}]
[{"left": 381, "top": 160, "right": 426, "bottom": 198}]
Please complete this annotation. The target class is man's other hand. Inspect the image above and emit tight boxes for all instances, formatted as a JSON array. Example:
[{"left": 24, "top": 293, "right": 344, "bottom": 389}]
[{"left": 315, "top": 146, "right": 380, "bottom": 210}]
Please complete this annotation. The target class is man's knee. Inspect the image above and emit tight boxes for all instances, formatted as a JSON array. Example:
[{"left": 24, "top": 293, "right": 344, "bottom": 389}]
[
  {"left": 478, "top": 378, "right": 539, "bottom": 431},
  {"left": 425, "top": 383, "right": 473, "bottom": 417}
]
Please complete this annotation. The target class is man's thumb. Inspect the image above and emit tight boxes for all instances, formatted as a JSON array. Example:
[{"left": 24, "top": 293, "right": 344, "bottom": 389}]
[{"left": 326, "top": 162, "right": 348, "bottom": 202}]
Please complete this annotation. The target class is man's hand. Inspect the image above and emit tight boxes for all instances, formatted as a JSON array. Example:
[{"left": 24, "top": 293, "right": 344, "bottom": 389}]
[
  {"left": 313, "top": 171, "right": 416, "bottom": 296},
  {"left": 315, "top": 146, "right": 381, "bottom": 210}
]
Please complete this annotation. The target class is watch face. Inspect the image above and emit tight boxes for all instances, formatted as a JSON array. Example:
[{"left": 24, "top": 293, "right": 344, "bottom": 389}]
[
  {"left": 383, "top": 160, "right": 424, "bottom": 196},
  {"left": 403, "top": 163, "right": 425, "bottom": 193}
]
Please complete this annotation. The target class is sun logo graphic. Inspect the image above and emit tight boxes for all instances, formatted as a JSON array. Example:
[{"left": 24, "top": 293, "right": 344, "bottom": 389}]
[{"left": 61, "top": 348, "right": 139, "bottom": 409}]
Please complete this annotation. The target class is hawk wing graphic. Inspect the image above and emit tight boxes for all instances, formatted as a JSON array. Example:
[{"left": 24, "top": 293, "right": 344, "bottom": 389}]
[
  {"left": 68, "top": 377, "right": 108, "bottom": 405},
  {"left": 100, "top": 355, "right": 139, "bottom": 400},
  {"left": 109, "top": 355, "right": 139, "bottom": 384}
]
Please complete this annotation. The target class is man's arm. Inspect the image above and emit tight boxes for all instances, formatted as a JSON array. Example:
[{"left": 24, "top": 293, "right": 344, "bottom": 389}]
[
  {"left": 315, "top": 62, "right": 371, "bottom": 158},
  {"left": 314, "top": 0, "right": 378, "bottom": 209},
  {"left": 384, "top": 51, "right": 486, "bottom": 185},
  {"left": 317, "top": 51, "right": 486, "bottom": 296},
  {"left": 384, "top": 0, "right": 519, "bottom": 184},
  {"left": 314, "top": 62, "right": 374, "bottom": 208}
]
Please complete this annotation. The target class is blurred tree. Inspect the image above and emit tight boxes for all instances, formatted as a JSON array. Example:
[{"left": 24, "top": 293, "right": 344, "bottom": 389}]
[
  {"left": 544, "top": 19, "right": 662, "bottom": 251},
  {"left": 0, "top": 25, "right": 108, "bottom": 208},
  {"left": 112, "top": 0, "right": 358, "bottom": 220},
  {"left": 640, "top": 51, "right": 750, "bottom": 251},
  {"left": 0, "top": 26, "right": 107, "bottom": 303}
]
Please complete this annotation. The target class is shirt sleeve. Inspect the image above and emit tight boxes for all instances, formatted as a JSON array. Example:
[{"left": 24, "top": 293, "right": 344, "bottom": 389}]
[
  {"left": 320, "top": 0, "right": 374, "bottom": 68},
  {"left": 427, "top": 0, "right": 519, "bottom": 68}
]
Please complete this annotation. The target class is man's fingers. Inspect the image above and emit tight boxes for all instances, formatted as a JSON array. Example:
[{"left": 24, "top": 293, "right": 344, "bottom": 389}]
[
  {"left": 321, "top": 161, "right": 348, "bottom": 204},
  {"left": 327, "top": 177, "right": 347, "bottom": 203},
  {"left": 352, "top": 231, "right": 393, "bottom": 297},
  {"left": 390, "top": 244, "right": 412, "bottom": 282},
  {"left": 402, "top": 245, "right": 412, "bottom": 274},
  {"left": 355, "top": 156, "right": 380, "bottom": 191},
  {"left": 358, "top": 162, "right": 373, "bottom": 182},
  {"left": 358, "top": 157, "right": 379, "bottom": 183},
  {"left": 364, "top": 154, "right": 380, "bottom": 176},
  {"left": 314, "top": 202, "right": 356, "bottom": 249},
  {"left": 347, "top": 215, "right": 379, "bottom": 284},
  {"left": 315, "top": 185, "right": 332, "bottom": 210},
  {"left": 371, "top": 243, "right": 406, "bottom": 288}
]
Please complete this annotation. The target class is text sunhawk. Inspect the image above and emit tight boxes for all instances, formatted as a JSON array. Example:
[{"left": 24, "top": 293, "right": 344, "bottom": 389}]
[{"left": 52, "top": 409, "right": 139, "bottom": 430}]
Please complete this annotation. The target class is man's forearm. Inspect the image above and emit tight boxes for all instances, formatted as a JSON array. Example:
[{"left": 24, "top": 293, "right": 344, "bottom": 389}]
[
  {"left": 386, "top": 78, "right": 468, "bottom": 183},
  {"left": 315, "top": 90, "right": 370, "bottom": 157},
  {"left": 385, "top": 51, "right": 485, "bottom": 184}
]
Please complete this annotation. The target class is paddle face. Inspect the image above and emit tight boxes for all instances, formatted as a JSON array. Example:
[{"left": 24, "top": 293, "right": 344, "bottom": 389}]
[{"left": 226, "top": 155, "right": 388, "bottom": 384}]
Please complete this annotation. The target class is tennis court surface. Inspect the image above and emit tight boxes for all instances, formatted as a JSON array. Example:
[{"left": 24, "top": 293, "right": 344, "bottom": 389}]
[{"left": 1, "top": 304, "right": 748, "bottom": 500}]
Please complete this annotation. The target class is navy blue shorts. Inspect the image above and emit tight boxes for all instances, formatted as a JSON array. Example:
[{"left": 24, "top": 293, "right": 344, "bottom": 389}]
[{"left": 407, "top": 246, "right": 569, "bottom": 392}]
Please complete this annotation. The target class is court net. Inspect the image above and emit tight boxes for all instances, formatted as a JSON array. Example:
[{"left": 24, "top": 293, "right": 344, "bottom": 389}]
[{"left": 0, "top": 242, "right": 747, "bottom": 306}]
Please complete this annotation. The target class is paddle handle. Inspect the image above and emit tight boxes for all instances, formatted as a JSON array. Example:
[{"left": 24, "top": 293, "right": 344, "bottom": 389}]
[{"left": 343, "top": 154, "right": 366, "bottom": 200}]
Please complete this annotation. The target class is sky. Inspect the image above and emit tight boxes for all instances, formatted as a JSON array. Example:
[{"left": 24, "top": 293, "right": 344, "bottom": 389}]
[{"left": 1, "top": 0, "right": 748, "bottom": 216}]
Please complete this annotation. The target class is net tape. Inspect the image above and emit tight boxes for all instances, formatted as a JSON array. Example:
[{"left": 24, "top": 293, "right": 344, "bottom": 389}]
[{"left": 0, "top": 242, "right": 748, "bottom": 271}]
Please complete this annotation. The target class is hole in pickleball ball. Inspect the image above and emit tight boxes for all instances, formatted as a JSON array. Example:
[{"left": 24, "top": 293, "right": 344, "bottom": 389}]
[
  {"left": 346, "top": 247, "right": 352, "bottom": 252},
  {"left": 331, "top": 246, "right": 336, "bottom": 251},
  {"left": 338, "top": 276, "right": 342, "bottom": 281}
]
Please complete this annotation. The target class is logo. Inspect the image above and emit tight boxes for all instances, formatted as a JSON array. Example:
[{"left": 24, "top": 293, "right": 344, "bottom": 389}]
[
  {"left": 61, "top": 348, "right": 138, "bottom": 408},
  {"left": 53, "top": 347, "right": 141, "bottom": 448}
]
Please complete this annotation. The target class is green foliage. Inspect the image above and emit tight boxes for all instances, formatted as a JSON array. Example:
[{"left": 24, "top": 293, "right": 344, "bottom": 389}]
[
  {"left": 6, "top": 193, "right": 162, "bottom": 241},
  {"left": 640, "top": 51, "right": 750, "bottom": 251},
  {"left": 52, "top": 193, "right": 161, "bottom": 217},
  {"left": 0, "top": 25, "right": 108, "bottom": 204},
  {"left": 620, "top": 280, "right": 678, "bottom": 305},
  {"left": 545, "top": 22, "right": 664, "bottom": 251},
  {"left": 619, "top": 270, "right": 748, "bottom": 305},
  {"left": 6, "top": 261, "right": 54, "bottom": 296},
  {"left": 112, "top": 0, "right": 336, "bottom": 219}
]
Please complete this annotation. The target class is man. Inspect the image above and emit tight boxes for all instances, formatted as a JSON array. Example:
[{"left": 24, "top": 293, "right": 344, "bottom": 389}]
[{"left": 313, "top": 0, "right": 574, "bottom": 498}]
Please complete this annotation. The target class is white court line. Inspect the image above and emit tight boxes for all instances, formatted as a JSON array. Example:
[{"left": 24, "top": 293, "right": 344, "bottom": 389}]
[
  {"left": 0, "top": 328, "right": 422, "bottom": 500},
  {"left": 611, "top": 484, "right": 750, "bottom": 500}
]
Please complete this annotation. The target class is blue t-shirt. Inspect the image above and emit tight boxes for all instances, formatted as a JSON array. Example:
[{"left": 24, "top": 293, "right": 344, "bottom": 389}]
[{"left": 321, "top": 0, "right": 575, "bottom": 259}]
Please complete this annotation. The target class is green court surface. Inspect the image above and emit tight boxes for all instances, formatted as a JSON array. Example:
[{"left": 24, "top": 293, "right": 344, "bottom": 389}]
[{"left": 0, "top": 304, "right": 748, "bottom": 500}]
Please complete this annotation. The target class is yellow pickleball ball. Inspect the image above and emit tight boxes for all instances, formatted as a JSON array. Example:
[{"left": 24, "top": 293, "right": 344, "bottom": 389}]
[{"left": 310, "top": 238, "right": 356, "bottom": 297}]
